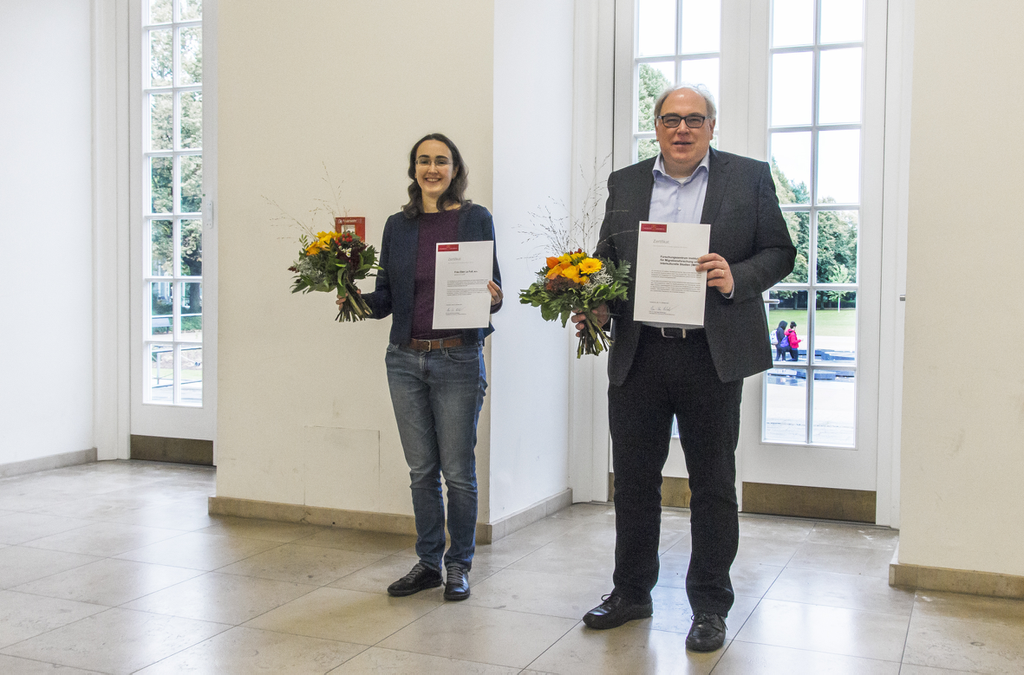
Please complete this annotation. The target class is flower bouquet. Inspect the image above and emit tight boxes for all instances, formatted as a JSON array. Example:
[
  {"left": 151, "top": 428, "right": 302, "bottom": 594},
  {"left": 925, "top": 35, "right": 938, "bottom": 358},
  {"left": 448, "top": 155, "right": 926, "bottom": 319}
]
[
  {"left": 520, "top": 249, "right": 630, "bottom": 357},
  {"left": 288, "top": 227, "right": 379, "bottom": 321}
]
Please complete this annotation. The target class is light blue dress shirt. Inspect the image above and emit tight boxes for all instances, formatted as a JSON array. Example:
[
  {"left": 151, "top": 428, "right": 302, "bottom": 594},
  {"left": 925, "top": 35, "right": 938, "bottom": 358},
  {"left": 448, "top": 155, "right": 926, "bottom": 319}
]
[
  {"left": 649, "top": 152, "right": 711, "bottom": 226},
  {"left": 642, "top": 152, "right": 723, "bottom": 329}
]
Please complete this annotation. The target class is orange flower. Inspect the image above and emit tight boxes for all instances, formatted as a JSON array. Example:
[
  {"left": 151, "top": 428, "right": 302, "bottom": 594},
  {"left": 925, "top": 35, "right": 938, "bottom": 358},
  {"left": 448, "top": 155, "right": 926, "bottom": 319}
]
[
  {"left": 546, "top": 256, "right": 561, "bottom": 269},
  {"left": 546, "top": 261, "right": 569, "bottom": 279}
]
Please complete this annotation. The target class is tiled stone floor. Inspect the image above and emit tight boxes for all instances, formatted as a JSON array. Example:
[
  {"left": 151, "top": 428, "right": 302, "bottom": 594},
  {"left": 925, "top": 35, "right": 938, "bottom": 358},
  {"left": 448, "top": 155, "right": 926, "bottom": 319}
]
[{"left": 0, "top": 461, "right": 1022, "bottom": 673}]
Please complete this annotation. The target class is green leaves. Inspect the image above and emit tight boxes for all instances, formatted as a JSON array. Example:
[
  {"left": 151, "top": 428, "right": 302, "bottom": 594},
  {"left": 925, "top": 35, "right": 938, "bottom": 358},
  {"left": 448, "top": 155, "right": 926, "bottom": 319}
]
[
  {"left": 519, "top": 258, "right": 631, "bottom": 357},
  {"left": 288, "top": 232, "right": 380, "bottom": 321}
]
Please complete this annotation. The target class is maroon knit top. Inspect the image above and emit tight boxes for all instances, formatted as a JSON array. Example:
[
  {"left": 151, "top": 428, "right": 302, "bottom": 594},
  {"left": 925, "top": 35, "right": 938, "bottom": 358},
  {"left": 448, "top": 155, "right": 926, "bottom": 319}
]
[{"left": 411, "top": 209, "right": 462, "bottom": 340}]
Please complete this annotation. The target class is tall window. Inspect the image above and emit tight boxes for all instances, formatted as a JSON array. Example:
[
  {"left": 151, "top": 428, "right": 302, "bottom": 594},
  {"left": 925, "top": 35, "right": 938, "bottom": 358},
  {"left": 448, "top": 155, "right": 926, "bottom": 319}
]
[
  {"left": 142, "top": 0, "right": 204, "bottom": 406},
  {"left": 764, "top": 0, "right": 863, "bottom": 447},
  {"left": 140, "top": 0, "right": 203, "bottom": 407},
  {"left": 624, "top": 0, "right": 867, "bottom": 449},
  {"left": 633, "top": 0, "right": 721, "bottom": 161}
]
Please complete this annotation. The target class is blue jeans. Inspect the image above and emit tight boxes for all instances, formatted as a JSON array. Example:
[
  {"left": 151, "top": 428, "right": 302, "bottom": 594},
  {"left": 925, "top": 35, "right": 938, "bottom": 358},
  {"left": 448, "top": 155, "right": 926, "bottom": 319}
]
[{"left": 385, "top": 341, "right": 486, "bottom": 570}]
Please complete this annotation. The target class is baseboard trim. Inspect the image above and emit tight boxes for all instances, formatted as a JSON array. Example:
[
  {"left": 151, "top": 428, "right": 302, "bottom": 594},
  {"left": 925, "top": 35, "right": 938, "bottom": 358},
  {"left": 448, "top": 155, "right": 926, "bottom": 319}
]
[
  {"left": 130, "top": 435, "right": 213, "bottom": 465},
  {"left": 209, "top": 488, "right": 574, "bottom": 545},
  {"left": 0, "top": 448, "right": 97, "bottom": 478},
  {"left": 889, "top": 547, "right": 1024, "bottom": 600},
  {"left": 487, "top": 489, "right": 574, "bottom": 541},
  {"left": 742, "top": 481, "right": 876, "bottom": 523},
  {"left": 608, "top": 474, "right": 876, "bottom": 523}
]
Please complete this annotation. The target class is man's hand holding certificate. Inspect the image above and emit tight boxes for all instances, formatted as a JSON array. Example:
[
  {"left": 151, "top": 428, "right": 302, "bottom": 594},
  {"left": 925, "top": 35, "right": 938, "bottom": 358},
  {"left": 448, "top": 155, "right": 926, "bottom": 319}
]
[{"left": 633, "top": 221, "right": 712, "bottom": 326}]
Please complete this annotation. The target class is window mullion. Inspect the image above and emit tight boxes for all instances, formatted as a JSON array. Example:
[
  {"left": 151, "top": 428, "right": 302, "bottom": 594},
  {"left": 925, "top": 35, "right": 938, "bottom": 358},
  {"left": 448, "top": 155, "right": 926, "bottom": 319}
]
[
  {"left": 172, "top": 0, "right": 181, "bottom": 412},
  {"left": 675, "top": 0, "right": 684, "bottom": 83},
  {"left": 805, "top": 0, "right": 821, "bottom": 443}
]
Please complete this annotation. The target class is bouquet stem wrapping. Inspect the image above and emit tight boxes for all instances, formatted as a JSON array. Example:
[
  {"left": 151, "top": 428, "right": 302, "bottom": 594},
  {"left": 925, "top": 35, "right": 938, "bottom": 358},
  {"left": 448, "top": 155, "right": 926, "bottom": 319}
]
[
  {"left": 578, "top": 310, "right": 612, "bottom": 358},
  {"left": 336, "top": 278, "right": 373, "bottom": 322}
]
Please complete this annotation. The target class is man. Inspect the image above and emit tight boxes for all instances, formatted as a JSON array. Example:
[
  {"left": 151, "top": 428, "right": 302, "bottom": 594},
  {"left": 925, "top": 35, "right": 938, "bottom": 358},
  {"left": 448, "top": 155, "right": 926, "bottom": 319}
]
[{"left": 574, "top": 85, "right": 795, "bottom": 652}]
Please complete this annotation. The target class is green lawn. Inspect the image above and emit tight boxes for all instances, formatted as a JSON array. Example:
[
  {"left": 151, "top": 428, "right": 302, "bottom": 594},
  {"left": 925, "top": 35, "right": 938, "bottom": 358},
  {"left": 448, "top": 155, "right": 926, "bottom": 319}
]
[{"left": 768, "top": 308, "right": 856, "bottom": 337}]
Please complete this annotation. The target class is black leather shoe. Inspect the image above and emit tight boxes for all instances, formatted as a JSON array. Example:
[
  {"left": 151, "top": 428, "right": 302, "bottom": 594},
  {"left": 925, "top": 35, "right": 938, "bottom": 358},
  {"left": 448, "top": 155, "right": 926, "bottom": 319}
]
[
  {"left": 387, "top": 562, "right": 442, "bottom": 597},
  {"left": 685, "top": 612, "right": 727, "bottom": 652},
  {"left": 582, "top": 593, "right": 653, "bottom": 629},
  {"left": 444, "top": 564, "right": 470, "bottom": 601}
]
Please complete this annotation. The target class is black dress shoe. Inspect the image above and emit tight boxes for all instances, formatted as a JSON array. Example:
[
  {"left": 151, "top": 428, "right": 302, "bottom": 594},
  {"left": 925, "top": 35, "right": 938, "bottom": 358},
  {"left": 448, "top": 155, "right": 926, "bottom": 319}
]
[
  {"left": 685, "top": 612, "right": 727, "bottom": 652},
  {"left": 582, "top": 593, "right": 653, "bottom": 629},
  {"left": 387, "top": 562, "right": 442, "bottom": 597},
  {"left": 443, "top": 564, "right": 470, "bottom": 601}
]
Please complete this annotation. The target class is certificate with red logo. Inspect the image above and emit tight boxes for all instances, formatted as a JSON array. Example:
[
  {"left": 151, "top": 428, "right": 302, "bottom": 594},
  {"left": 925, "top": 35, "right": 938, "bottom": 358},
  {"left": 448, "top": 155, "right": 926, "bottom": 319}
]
[
  {"left": 432, "top": 240, "right": 494, "bottom": 330},
  {"left": 633, "top": 221, "right": 711, "bottom": 326}
]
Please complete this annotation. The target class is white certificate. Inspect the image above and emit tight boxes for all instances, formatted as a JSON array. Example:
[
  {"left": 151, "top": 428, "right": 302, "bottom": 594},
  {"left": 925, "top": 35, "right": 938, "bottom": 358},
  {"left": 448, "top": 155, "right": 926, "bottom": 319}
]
[
  {"left": 432, "top": 240, "right": 494, "bottom": 330},
  {"left": 633, "top": 221, "right": 711, "bottom": 326}
]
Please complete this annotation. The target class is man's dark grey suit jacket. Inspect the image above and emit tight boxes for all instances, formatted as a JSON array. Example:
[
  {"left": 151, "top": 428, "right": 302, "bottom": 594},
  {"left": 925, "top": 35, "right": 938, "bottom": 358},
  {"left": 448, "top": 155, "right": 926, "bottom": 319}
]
[{"left": 595, "top": 147, "right": 797, "bottom": 386}]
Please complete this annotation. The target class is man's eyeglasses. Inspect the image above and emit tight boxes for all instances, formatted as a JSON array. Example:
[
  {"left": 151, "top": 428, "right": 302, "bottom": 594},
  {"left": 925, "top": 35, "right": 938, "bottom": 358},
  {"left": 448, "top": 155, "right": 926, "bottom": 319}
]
[{"left": 656, "top": 114, "right": 708, "bottom": 129}]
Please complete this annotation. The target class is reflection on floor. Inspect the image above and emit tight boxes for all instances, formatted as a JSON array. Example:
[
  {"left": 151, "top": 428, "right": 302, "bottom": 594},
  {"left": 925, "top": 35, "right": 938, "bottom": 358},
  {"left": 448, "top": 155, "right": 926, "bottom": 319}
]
[{"left": 0, "top": 460, "right": 1022, "bottom": 673}]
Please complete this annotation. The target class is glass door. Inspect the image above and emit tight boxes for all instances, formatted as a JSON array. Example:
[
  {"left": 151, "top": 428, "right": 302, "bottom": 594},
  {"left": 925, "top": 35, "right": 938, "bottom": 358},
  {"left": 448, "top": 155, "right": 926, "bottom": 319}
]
[
  {"left": 764, "top": 0, "right": 864, "bottom": 449},
  {"left": 741, "top": 0, "right": 885, "bottom": 521},
  {"left": 613, "top": 0, "right": 888, "bottom": 521},
  {"left": 130, "top": 0, "right": 216, "bottom": 444}
]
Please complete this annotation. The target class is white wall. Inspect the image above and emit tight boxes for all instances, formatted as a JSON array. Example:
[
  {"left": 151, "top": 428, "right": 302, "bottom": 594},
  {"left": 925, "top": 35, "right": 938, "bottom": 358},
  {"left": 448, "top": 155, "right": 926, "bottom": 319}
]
[
  {"left": 0, "top": 0, "right": 94, "bottom": 465},
  {"left": 899, "top": 0, "right": 1024, "bottom": 576},
  {"left": 216, "top": 0, "right": 578, "bottom": 527},
  {"left": 215, "top": 1, "right": 497, "bottom": 516},
  {"left": 489, "top": 0, "right": 576, "bottom": 520}
]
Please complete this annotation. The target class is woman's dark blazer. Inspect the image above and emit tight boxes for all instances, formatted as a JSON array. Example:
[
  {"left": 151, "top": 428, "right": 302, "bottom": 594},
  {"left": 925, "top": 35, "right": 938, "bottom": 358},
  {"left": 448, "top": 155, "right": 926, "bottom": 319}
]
[{"left": 363, "top": 203, "right": 502, "bottom": 346}]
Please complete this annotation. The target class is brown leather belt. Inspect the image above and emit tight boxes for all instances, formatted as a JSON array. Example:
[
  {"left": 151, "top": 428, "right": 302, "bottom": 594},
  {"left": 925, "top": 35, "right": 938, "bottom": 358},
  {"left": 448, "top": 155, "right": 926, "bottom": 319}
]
[{"left": 406, "top": 336, "right": 464, "bottom": 352}]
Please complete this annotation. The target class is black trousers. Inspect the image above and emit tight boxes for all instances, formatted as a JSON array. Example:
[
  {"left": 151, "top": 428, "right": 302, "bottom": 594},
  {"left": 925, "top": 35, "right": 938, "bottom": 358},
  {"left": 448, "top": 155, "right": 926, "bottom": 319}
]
[{"left": 608, "top": 329, "right": 742, "bottom": 617}]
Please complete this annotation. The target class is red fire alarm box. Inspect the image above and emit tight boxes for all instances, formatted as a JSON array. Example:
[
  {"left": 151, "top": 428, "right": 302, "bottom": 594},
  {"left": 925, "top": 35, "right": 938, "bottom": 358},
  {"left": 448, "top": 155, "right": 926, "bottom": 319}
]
[{"left": 335, "top": 217, "right": 365, "bottom": 239}]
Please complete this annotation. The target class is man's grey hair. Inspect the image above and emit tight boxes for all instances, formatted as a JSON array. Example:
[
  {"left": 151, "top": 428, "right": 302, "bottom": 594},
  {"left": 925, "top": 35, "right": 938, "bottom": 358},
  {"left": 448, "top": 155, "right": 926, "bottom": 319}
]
[{"left": 653, "top": 84, "right": 717, "bottom": 122}]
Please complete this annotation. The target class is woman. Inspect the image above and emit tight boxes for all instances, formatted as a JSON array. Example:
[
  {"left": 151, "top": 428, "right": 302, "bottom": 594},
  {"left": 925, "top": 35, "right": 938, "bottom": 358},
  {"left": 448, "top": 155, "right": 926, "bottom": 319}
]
[
  {"left": 339, "top": 133, "right": 501, "bottom": 602},
  {"left": 774, "top": 320, "right": 789, "bottom": 361},
  {"left": 786, "top": 321, "right": 801, "bottom": 361}
]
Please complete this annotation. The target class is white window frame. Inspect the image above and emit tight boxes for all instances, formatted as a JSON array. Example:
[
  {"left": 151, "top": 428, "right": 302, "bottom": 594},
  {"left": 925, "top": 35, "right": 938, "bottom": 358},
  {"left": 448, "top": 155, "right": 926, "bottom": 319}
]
[
  {"left": 92, "top": 0, "right": 133, "bottom": 460},
  {"left": 128, "top": 0, "right": 217, "bottom": 442},
  {"left": 739, "top": 0, "right": 885, "bottom": 496},
  {"left": 762, "top": 0, "right": 868, "bottom": 449},
  {"left": 599, "top": 0, "right": 908, "bottom": 525}
]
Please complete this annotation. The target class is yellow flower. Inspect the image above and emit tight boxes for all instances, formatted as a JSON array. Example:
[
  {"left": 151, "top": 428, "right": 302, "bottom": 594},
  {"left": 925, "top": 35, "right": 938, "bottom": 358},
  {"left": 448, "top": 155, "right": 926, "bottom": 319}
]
[
  {"left": 578, "top": 258, "right": 602, "bottom": 274},
  {"left": 562, "top": 265, "right": 581, "bottom": 281},
  {"left": 305, "top": 241, "right": 324, "bottom": 255},
  {"left": 579, "top": 276, "right": 589, "bottom": 285},
  {"left": 557, "top": 254, "right": 571, "bottom": 264}
]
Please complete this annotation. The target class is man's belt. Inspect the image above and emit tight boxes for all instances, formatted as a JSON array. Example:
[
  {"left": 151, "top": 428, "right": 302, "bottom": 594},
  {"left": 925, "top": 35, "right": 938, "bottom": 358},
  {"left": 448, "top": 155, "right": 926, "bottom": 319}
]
[{"left": 641, "top": 325, "right": 705, "bottom": 340}]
